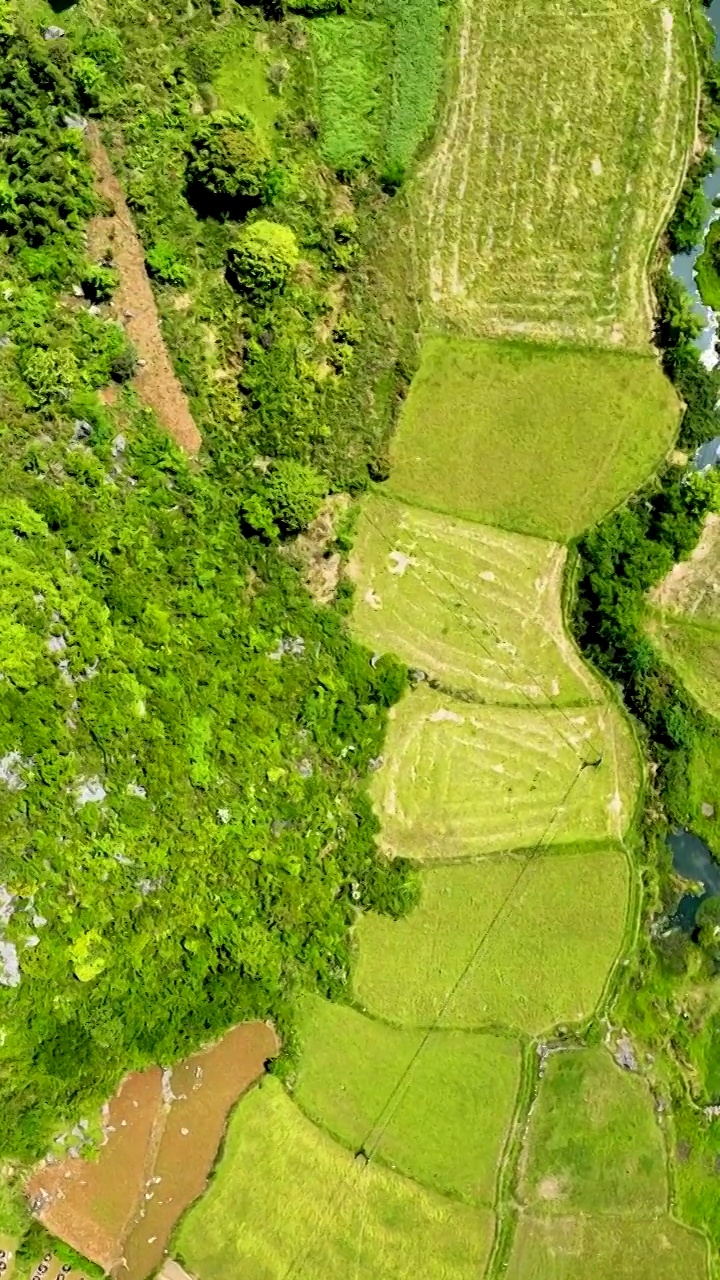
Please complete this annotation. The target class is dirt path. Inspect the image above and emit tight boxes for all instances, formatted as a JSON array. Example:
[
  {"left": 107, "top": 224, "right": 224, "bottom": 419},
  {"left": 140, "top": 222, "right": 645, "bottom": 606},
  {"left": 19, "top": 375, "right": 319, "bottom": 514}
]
[{"left": 86, "top": 127, "right": 202, "bottom": 456}]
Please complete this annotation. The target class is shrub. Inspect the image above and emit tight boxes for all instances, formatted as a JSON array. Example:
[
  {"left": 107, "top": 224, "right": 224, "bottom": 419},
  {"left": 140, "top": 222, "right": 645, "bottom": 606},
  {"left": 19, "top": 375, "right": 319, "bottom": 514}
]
[
  {"left": 186, "top": 112, "right": 271, "bottom": 207},
  {"left": 23, "top": 347, "right": 78, "bottom": 401},
  {"left": 264, "top": 459, "right": 326, "bottom": 533},
  {"left": 82, "top": 263, "right": 119, "bottom": 303},
  {"left": 145, "top": 241, "right": 191, "bottom": 287},
  {"left": 227, "top": 220, "right": 299, "bottom": 297}
]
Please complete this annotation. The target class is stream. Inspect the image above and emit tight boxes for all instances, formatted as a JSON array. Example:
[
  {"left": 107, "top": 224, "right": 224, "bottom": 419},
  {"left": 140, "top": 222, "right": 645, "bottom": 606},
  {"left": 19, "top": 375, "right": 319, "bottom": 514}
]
[
  {"left": 667, "top": 827, "right": 720, "bottom": 929},
  {"left": 670, "top": 0, "right": 720, "bottom": 404}
]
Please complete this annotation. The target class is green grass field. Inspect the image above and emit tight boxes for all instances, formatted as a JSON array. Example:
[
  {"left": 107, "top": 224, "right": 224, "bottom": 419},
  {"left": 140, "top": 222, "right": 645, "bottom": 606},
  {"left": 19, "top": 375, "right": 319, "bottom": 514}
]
[
  {"left": 507, "top": 1214, "right": 708, "bottom": 1280},
  {"left": 211, "top": 26, "right": 281, "bottom": 140},
  {"left": 350, "top": 495, "right": 598, "bottom": 704},
  {"left": 175, "top": 1078, "right": 494, "bottom": 1280},
  {"left": 386, "top": 339, "right": 679, "bottom": 541},
  {"left": 353, "top": 850, "right": 630, "bottom": 1034},
  {"left": 648, "top": 612, "right": 720, "bottom": 720},
  {"left": 312, "top": 18, "right": 389, "bottom": 173},
  {"left": 409, "top": 0, "right": 695, "bottom": 348},
  {"left": 519, "top": 1047, "right": 667, "bottom": 1215},
  {"left": 293, "top": 995, "right": 520, "bottom": 1204},
  {"left": 371, "top": 685, "right": 638, "bottom": 860}
]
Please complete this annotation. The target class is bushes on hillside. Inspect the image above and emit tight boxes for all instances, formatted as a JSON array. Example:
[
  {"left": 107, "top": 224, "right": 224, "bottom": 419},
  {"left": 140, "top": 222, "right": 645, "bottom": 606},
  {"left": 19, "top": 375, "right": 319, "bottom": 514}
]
[
  {"left": 227, "top": 220, "right": 299, "bottom": 297},
  {"left": 186, "top": 112, "right": 272, "bottom": 209}
]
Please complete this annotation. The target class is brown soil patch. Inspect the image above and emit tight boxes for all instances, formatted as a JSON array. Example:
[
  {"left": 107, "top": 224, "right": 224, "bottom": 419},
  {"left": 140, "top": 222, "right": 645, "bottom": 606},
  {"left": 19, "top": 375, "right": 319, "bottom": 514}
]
[
  {"left": 86, "top": 127, "right": 201, "bottom": 456},
  {"left": 650, "top": 513, "right": 720, "bottom": 616},
  {"left": 287, "top": 494, "right": 349, "bottom": 604},
  {"left": 536, "top": 1175, "right": 566, "bottom": 1202},
  {"left": 26, "top": 1023, "right": 277, "bottom": 1280}
]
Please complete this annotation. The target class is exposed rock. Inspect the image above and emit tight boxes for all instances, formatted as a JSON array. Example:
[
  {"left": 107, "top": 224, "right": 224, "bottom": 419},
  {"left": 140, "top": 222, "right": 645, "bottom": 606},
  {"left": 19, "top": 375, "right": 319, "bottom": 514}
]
[
  {"left": 73, "top": 418, "right": 93, "bottom": 442},
  {"left": 0, "top": 941, "right": 20, "bottom": 987},
  {"left": 0, "top": 751, "right": 30, "bottom": 791},
  {"left": 702, "top": 802, "right": 715, "bottom": 818},
  {"left": 613, "top": 1035, "right": 638, "bottom": 1072},
  {"left": 63, "top": 114, "right": 88, "bottom": 132},
  {"left": 43, "top": 25, "right": 65, "bottom": 39},
  {"left": 75, "top": 776, "right": 107, "bottom": 806}
]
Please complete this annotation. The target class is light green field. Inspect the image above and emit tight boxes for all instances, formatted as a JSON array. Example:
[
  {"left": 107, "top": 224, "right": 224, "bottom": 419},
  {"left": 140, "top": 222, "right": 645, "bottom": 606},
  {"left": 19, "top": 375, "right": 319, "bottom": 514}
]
[
  {"left": 372, "top": 685, "right": 638, "bottom": 860},
  {"left": 175, "top": 1078, "right": 494, "bottom": 1280},
  {"left": 648, "top": 612, "right": 720, "bottom": 720},
  {"left": 519, "top": 1047, "right": 667, "bottom": 1215},
  {"left": 386, "top": 339, "right": 680, "bottom": 541},
  {"left": 409, "top": 0, "right": 695, "bottom": 349},
  {"left": 293, "top": 994, "right": 520, "bottom": 1204},
  {"left": 507, "top": 1214, "right": 708, "bottom": 1280},
  {"left": 350, "top": 495, "right": 597, "bottom": 704},
  {"left": 211, "top": 28, "right": 280, "bottom": 140},
  {"left": 353, "top": 850, "right": 630, "bottom": 1034}
]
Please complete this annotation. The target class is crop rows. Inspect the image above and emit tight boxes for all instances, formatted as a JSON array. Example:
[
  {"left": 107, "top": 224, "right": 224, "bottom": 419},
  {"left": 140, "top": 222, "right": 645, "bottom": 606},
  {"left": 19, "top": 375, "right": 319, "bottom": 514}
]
[{"left": 409, "top": 0, "right": 695, "bottom": 348}]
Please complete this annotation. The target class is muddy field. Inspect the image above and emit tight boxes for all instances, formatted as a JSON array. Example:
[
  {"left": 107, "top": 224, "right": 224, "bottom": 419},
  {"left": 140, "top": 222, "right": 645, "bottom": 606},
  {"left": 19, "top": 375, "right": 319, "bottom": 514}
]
[{"left": 27, "top": 1024, "right": 278, "bottom": 1280}]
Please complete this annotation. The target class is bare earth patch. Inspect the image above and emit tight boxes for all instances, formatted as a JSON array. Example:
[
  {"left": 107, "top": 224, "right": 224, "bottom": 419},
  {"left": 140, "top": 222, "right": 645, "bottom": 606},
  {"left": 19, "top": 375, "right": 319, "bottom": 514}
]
[
  {"left": 650, "top": 513, "right": 720, "bottom": 616},
  {"left": 86, "top": 128, "right": 202, "bottom": 456}
]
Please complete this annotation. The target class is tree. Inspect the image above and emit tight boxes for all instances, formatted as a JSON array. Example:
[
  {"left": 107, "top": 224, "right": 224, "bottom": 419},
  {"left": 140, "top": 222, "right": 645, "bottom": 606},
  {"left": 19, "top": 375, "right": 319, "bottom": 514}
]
[
  {"left": 23, "top": 347, "right": 78, "bottom": 401},
  {"left": 227, "top": 220, "right": 299, "bottom": 298},
  {"left": 186, "top": 112, "right": 271, "bottom": 208},
  {"left": 264, "top": 459, "right": 326, "bottom": 533}
]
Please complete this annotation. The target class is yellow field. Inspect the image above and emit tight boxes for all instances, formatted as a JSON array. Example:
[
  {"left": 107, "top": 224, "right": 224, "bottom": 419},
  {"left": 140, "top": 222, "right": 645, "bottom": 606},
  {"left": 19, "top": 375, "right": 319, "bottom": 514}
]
[{"left": 409, "top": 0, "right": 695, "bottom": 348}]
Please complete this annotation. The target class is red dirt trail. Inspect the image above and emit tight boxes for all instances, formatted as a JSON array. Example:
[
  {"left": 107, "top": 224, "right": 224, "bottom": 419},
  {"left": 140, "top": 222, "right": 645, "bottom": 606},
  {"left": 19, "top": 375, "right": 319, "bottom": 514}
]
[{"left": 86, "top": 127, "right": 202, "bottom": 457}]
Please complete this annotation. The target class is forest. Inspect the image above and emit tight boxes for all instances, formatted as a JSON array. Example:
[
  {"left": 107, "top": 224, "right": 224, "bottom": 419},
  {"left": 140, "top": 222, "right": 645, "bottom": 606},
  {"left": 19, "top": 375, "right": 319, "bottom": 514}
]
[{"left": 0, "top": 0, "right": 425, "bottom": 1162}]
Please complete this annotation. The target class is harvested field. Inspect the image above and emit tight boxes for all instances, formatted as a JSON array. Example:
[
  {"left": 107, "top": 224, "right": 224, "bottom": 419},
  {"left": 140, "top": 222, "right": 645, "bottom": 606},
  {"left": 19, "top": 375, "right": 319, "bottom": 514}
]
[
  {"left": 27, "top": 1024, "right": 277, "bottom": 1279},
  {"left": 175, "top": 1077, "right": 494, "bottom": 1280},
  {"left": 371, "top": 685, "right": 638, "bottom": 860},
  {"left": 650, "top": 514, "right": 720, "bottom": 617},
  {"left": 647, "top": 612, "right": 720, "bottom": 720},
  {"left": 409, "top": 0, "right": 695, "bottom": 349},
  {"left": 350, "top": 495, "right": 596, "bottom": 704},
  {"left": 353, "top": 850, "right": 630, "bottom": 1034},
  {"left": 519, "top": 1047, "right": 667, "bottom": 1215},
  {"left": 86, "top": 130, "right": 201, "bottom": 456},
  {"left": 293, "top": 994, "right": 520, "bottom": 1204},
  {"left": 387, "top": 339, "right": 679, "bottom": 541},
  {"left": 507, "top": 1214, "right": 708, "bottom": 1279}
]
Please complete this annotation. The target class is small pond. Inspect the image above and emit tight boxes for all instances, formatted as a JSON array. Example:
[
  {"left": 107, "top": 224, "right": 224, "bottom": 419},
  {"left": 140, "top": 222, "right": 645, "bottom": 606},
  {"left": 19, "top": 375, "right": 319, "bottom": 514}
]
[{"left": 667, "top": 826, "right": 720, "bottom": 929}]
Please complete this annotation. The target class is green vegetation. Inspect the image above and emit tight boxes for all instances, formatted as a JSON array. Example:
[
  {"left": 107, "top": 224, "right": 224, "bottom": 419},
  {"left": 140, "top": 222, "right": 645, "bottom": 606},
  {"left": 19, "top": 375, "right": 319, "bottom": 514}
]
[
  {"left": 293, "top": 994, "right": 520, "bottom": 1202},
  {"left": 353, "top": 851, "right": 630, "bottom": 1034},
  {"left": 0, "top": 1, "right": 422, "bottom": 1163},
  {"left": 311, "top": 0, "right": 448, "bottom": 178},
  {"left": 519, "top": 1047, "right": 667, "bottom": 1215},
  {"left": 648, "top": 612, "right": 720, "bottom": 721},
  {"left": 371, "top": 685, "right": 637, "bottom": 859},
  {"left": 350, "top": 494, "right": 596, "bottom": 704},
  {"left": 507, "top": 1214, "right": 708, "bottom": 1280},
  {"left": 695, "top": 217, "right": 720, "bottom": 310},
  {"left": 175, "top": 1077, "right": 494, "bottom": 1280},
  {"left": 227, "top": 219, "right": 299, "bottom": 297},
  {"left": 408, "top": 0, "right": 696, "bottom": 348},
  {"left": 386, "top": 338, "right": 679, "bottom": 541}
]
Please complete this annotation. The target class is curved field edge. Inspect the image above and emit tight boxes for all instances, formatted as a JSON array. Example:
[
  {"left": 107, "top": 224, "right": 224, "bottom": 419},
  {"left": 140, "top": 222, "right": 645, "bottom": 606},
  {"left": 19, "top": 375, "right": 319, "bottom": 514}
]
[{"left": 173, "top": 1077, "right": 495, "bottom": 1280}]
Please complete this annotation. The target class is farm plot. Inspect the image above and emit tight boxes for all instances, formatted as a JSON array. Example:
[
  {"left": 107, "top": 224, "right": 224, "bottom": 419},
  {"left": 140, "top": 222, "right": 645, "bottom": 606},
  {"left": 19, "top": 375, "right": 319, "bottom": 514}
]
[
  {"left": 519, "top": 1047, "right": 667, "bottom": 1216},
  {"left": 350, "top": 494, "right": 596, "bottom": 704},
  {"left": 409, "top": 0, "right": 696, "bottom": 349},
  {"left": 293, "top": 994, "right": 520, "bottom": 1204},
  {"left": 647, "top": 612, "right": 720, "bottom": 720},
  {"left": 387, "top": 339, "right": 680, "bottom": 541},
  {"left": 371, "top": 685, "right": 638, "bottom": 860},
  {"left": 353, "top": 850, "right": 630, "bottom": 1035},
  {"left": 174, "top": 1078, "right": 494, "bottom": 1280},
  {"left": 507, "top": 1214, "right": 708, "bottom": 1280}
]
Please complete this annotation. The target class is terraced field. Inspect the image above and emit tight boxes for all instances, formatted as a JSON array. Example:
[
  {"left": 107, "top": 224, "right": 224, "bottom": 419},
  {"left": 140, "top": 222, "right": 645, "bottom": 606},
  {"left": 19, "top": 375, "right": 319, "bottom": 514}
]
[
  {"left": 175, "top": 1078, "right": 495, "bottom": 1280},
  {"left": 409, "top": 0, "right": 696, "bottom": 349},
  {"left": 648, "top": 514, "right": 720, "bottom": 717},
  {"left": 353, "top": 852, "right": 630, "bottom": 1034},
  {"left": 386, "top": 339, "right": 680, "bottom": 540},
  {"left": 351, "top": 495, "right": 595, "bottom": 703}
]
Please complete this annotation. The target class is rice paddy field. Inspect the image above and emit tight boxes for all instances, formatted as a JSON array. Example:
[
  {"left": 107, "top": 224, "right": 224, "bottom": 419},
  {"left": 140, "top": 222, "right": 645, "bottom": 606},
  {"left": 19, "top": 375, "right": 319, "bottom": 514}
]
[
  {"left": 409, "top": 0, "right": 696, "bottom": 349},
  {"left": 350, "top": 495, "right": 596, "bottom": 704},
  {"left": 293, "top": 995, "right": 520, "bottom": 1203},
  {"left": 175, "top": 1078, "right": 495, "bottom": 1280},
  {"left": 353, "top": 852, "right": 631, "bottom": 1034},
  {"left": 372, "top": 686, "right": 637, "bottom": 860},
  {"left": 386, "top": 339, "right": 680, "bottom": 541},
  {"left": 647, "top": 515, "right": 720, "bottom": 718},
  {"left": 160, "top": 0, "right": 704, "bottom": 1275},
  {"left": 507, "top": 1215, "right": 708, "bottom": 1280}
]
